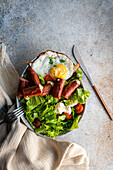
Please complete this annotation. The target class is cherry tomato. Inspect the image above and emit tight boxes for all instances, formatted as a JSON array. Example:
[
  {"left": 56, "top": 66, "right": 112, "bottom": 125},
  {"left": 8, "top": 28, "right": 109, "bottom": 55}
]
[
  {"left": 33, "top": 118, "right": 41, "bottom": 128},
  {"left": 75, "top": 103, "right": 83, "bottom": 113},
  {"left": 64, "top": 113, "right": 72, "bottom": 119},
  {"left": 44, "top": 74, "right": 53, "bottom": 82}
]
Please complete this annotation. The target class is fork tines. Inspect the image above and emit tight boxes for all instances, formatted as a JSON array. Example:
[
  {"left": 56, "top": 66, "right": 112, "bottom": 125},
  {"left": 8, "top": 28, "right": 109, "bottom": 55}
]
[{"left": 7, "top": 106, "right": 24, "bottom": 122}]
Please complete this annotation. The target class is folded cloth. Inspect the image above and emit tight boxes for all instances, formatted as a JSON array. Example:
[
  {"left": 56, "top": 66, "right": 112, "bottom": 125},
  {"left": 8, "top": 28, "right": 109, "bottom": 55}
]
[{"left": 0, "top": 43, "right": 89, "bottom": 170}]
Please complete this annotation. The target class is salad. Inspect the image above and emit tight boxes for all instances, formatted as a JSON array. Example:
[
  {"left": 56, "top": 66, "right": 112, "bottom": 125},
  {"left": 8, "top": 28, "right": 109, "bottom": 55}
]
[{"left": 17, "top": 51, "right": 90, "bottom": 138}]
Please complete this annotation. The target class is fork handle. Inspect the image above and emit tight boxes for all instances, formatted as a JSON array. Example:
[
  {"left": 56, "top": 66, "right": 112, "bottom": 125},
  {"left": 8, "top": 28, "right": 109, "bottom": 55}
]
[
  {"left": 0, "top": 120, "right": 5, "bottom": 125},
  {"left": 93, "top": 85, "right": 113, "bottom": 121}
]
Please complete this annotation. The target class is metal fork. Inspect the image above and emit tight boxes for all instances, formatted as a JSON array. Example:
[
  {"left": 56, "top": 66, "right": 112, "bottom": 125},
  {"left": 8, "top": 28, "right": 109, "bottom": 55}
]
[{"left": 0, "top": 106, "right": 24, "bottom": 125}]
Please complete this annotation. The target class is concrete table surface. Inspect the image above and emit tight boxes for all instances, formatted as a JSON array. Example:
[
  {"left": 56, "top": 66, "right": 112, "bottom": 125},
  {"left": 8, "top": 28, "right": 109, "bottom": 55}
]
[{"left": 1, "top": 0, "right": 113, "bottom": 169}]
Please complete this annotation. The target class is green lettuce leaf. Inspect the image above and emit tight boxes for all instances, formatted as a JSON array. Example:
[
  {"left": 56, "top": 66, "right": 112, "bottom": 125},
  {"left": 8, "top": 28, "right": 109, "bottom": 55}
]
[
  {"left": 20, "top": 98, "right": 26, "bottom": 104},
  {"left": 58, "top": 115, "right": 66, "bottom": 121},
  {"left": 45, "top": 95, "right": 59, "bottom": 104},
  {"left": 76, "top": 87, "right": 90, "bottom": 104},
  {"left": 68, "top": 115, "right": 81, "bottom": 131},
  {"left": 76, "top": 70, "right": 82, "bottom": 80},
  {"left": 24, "top": 94, "right": 65, "bottom": 138},
  {"left": 26, "top": 96, "right": 45, "bottom": 111},
  {"left": 63, "top": 93, "right": 77, "bottom": 105},
  {"left": 64, "top": 69, "right": 83, "bottom": 86}
]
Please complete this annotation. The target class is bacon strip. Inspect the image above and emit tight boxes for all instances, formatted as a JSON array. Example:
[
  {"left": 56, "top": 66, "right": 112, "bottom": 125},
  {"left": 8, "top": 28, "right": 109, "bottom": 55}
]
[
  {"left": 27, "top": 66, "right": 40, "bottom": 86},
  {"left": 50, "top": 78, "right": 65, "bottom": 99},
  {"left": 23, "top": 85, "right": 42, "bottom": 98},
  {"left": 17, "top": 77, "right": 29, "bottom": 97},
  {"left": 40, "top": 84, "right": 52, "bottom": 96},
  {"left": 62, "top": 80, "right": 80, "bottom": 99}
]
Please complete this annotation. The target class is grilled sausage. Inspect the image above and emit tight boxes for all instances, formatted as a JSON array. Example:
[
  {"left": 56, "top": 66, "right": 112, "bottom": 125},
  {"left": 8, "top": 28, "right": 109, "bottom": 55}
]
[
  {"left": 50, "top": 78, "right": 65, "bottom": 99},
  {"left": 40, "top": 84, "right": 52, "bottom": 96},
  {"left": 17, "top": 77, "right": 29, "bottom": 97},
  {"left": 62, "top": 80, "right": 80, "bottom": 99},
  {"left": 27, "top": 66, "right": 40, "bottom": 86},
  {"left": 23, "top": 85, "right": 42, "bottom": 98}
]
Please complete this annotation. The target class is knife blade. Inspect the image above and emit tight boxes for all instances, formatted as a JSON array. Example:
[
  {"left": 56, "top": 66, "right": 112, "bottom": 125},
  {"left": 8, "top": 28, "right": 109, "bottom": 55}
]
[
  {"left": 72, "top": 45, "right": 113, "bottom": 121},
  {"left": 72, "top": 45, "right": 94, "bottom": 86}
]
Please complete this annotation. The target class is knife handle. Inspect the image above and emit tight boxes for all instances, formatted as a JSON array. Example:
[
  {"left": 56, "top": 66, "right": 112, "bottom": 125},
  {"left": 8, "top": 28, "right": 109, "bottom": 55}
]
[{"left": 92, "top": 85, "right": 113, "bottom": 121}]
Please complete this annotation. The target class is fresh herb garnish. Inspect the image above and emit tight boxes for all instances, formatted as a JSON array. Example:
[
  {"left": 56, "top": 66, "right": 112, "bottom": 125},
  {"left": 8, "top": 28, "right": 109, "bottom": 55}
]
[
  {"left": 49, "top": 57, "right": 53, "bottom": 64},
  {"left": 60, "top": 59, "right": 65, "bottom": 63},
  {"left": 54, "top": 65, "right": 58, "bottom": 67},
  {"left": 38, "top": 75, "right": 45, "bottom": 85}
]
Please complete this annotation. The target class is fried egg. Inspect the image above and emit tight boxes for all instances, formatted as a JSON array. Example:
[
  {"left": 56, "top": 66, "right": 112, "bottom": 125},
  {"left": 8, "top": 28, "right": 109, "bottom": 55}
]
[{"left": 32, "top": 50, "right": 77, "bottom": 80}]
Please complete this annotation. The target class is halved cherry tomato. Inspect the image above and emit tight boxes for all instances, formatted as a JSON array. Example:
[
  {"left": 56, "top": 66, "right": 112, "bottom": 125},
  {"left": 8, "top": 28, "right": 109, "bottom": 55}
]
[
  {"left": 64, "top": 113, "right": 72, "bottom": 119},
  {"left": 44, "top": 74, "right": 53, "bottom": 82},
  {"left": 33, "top": 118, "right": 41, "bottom": 128},
  {"left": 75, "top": 103, "right": 83, "bottom": 113}
]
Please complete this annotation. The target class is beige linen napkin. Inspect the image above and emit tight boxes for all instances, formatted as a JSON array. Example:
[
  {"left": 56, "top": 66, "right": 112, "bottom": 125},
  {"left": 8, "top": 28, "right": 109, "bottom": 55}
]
[{"left": 0, "top": 43, "right": 89, "bottom": 170}]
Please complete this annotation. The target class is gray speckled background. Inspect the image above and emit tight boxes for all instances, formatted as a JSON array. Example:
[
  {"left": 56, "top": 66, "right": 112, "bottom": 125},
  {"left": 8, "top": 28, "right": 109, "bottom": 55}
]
[{"left": 0, "top": 0, "right": 113, "bottom": 169}]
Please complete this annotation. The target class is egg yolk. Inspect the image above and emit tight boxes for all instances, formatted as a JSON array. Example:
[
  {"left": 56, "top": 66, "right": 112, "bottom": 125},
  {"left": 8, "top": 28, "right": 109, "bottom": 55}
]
[{"left": 50, "top": 64, "right": 68, "bottom": 79}]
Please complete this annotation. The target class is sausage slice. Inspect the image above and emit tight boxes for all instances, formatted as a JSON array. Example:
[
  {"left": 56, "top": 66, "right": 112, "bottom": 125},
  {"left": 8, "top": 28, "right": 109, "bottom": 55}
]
[
  {"left": 23, "top": 85, "right": 42, "bottom": 98},
  {"left": 40, "top": 84, "right": 52, "bottom": 96},
  {"left": 17, "top": 77, "right": 29, "bottom": 97},
  {"left": 50, "top": 78, "right": 65, "bottom": 99},
  {"left": 62, "top": 79, "right": 80, "bottom": 99},
  {"left": 27, "top": 66, "right": 40, "bottom": 86}
]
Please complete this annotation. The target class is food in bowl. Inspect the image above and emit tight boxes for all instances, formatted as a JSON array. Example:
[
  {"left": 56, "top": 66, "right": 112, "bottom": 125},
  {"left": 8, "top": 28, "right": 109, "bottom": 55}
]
[{"left": 17, "top": 50, "right": 90, "bottom": 138}]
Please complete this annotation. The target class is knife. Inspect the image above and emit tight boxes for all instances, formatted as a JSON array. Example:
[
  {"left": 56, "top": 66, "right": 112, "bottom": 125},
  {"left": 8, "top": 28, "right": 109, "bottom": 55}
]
[{"left": 72, "top": 45, "right": 113, "bottom": 121}]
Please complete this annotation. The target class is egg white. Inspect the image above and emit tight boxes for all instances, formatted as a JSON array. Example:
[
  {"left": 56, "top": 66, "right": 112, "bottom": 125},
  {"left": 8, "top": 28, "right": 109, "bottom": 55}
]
[{"left": 32, "top": 51, "right": 74, "bottom": 80}]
